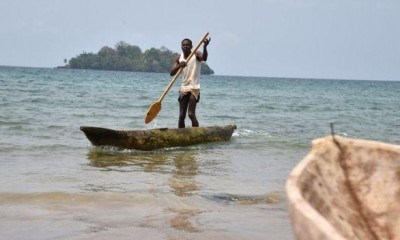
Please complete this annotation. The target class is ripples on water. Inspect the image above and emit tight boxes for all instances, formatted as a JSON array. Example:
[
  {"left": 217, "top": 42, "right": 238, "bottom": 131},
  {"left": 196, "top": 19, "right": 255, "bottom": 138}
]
[{"left": 0, "top": 66, "right": 399, "bottom": 239}]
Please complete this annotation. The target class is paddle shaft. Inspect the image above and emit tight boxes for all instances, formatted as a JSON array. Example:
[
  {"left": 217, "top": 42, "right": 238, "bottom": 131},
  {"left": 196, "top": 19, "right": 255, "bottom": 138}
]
[{"left": 157, "top": 32, "right": 209, "bottom": 102}]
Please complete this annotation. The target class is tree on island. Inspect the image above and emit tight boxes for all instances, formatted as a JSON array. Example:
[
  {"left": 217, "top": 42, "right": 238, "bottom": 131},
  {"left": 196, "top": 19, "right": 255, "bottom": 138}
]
[{"left": 64, "top": 41, "right": 214, "bottom": 75}]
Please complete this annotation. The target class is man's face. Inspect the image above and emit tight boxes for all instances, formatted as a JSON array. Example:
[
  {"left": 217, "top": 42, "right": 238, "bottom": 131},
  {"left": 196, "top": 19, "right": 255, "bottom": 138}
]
[{"left": 181, "top": 40, "right": 192, "bottom": 53}]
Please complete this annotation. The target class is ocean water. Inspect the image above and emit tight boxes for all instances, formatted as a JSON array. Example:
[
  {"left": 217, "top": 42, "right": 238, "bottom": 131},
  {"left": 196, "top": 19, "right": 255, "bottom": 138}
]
[{"left": 0, "top": 66, "right": 399, "bottom": 239}]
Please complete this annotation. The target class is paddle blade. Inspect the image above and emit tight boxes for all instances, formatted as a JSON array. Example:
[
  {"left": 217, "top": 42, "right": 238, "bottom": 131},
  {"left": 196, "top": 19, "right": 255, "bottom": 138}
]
[{"left": 145, "top": 101, "right": 161, "bottom": 124}]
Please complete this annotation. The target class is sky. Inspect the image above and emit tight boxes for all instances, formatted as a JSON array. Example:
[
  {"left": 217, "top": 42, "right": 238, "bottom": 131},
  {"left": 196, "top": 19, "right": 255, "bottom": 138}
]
[{"left": 0, "top": 0, "right": 399, "bottom": 80}]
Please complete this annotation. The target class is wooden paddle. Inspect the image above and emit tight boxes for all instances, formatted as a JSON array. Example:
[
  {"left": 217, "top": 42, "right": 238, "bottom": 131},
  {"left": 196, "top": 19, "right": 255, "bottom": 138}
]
[{"left": 145, "top": 32, "right": 210, "bottom": 124}]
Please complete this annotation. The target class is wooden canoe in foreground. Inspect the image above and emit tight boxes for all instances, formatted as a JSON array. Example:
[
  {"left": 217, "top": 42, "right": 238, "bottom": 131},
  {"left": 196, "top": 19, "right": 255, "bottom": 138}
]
[
  {"left": 80, "top": 125, "right": 236, "bottom": 151},
  {"left": 286, "top": 136, "right": 400, "bottom": 240}
]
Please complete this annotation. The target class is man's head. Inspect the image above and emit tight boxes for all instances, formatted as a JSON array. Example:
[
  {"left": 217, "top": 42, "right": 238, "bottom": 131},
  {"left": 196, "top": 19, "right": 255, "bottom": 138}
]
[{"left": 181, "top": 38, "right": 192, "bottom": 54}]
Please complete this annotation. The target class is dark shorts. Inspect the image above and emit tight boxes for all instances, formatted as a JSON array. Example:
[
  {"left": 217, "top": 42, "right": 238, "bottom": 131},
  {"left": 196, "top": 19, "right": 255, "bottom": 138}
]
[{"left": 178, "top": 92, "right": 200, "bottom": 103}]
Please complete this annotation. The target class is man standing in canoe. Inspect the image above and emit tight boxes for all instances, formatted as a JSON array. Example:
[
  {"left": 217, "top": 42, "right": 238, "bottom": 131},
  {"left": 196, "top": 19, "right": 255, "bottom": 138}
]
[{"left": 170, "top": 37, "right": 211, "bottom": 128}]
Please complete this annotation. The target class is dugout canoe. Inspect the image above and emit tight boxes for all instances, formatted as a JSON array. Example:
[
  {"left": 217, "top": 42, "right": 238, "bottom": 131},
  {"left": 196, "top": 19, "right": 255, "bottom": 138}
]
[
  {"left": 286, "top": 136, "right": 400, "bottom": 240},
  {"left": 80, "top": 125, "right": 236, "bottom": 151}
]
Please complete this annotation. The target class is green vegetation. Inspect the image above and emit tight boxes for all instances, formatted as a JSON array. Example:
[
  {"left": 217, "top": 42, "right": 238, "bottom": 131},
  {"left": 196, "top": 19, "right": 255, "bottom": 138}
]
[{"left": 64, "top": 41, "right": 214, "bottom": 74}]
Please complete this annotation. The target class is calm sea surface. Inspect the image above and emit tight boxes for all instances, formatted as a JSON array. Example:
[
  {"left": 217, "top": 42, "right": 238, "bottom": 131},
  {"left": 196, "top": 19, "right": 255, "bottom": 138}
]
[{"left": 0, "top": 66, "right": 399, "bottom": 239}]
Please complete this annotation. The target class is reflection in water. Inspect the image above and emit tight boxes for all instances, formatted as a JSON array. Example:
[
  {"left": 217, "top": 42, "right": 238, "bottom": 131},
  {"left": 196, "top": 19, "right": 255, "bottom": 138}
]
[
  {"left": 86, "top": 147, "right": 133, "bottom": 167},
  {"left": 169, "top": 208, "right": 203, "bottom": 233},
  {"left": 86, "top": 147, "right": 200, "bottom": 197},
  {"left": 86, "top": 147, "right": 169, "bottom": 171},
  {"left": 85, "top": 146, "right": 203, "bottom": 232},
  {"left": 168, "top": 150, "right": 201, "bottom": 232},
  {"left": 169, "top": 151, "right": 199, "bottom": 197},
  {"left": 85, "top": 147, "right": 201, "bottom": 196}
]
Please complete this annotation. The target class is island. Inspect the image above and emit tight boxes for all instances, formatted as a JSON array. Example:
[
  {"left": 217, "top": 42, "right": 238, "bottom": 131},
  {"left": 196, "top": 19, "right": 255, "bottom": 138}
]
[{"left": 60, "top": 41, "right": 214, "bottom": 75}]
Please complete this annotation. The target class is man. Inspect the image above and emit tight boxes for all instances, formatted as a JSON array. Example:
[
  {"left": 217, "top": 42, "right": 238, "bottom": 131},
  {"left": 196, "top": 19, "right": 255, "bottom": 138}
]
[{"left": 170, "top": 37, "right": 211, "bottom": 128}]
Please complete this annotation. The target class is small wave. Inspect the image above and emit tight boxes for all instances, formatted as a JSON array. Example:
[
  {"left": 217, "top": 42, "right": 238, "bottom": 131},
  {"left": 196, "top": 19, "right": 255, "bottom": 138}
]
[
  {"left": 46, "top": 125, "right": 66, "bottom": 129},
  {"left": 235, "top": 129, "right": 254, "bottom": 136},
  {"left": 88, "top": 145, "right": 139, "bottom": 154},
  {"left": 7, "top": 125, "right": 28, "bottom": 130},
  {"left": 210, "top": 115, "right": 242, "bottom": 120},
  {"left": 203, "top": 191, "right": 282, "bottom": 205},
  {"left": 233, "top": 128, "right": 271, "bottom": 138},
  {"left": 137, "top": 95, "right": 151, "bottom": 100},
  {"left": 87, "top": 143, "right": 207, "bottom": 155},
  {"left": 0, "top": 120, "right": 30, "bottom": 126},
  {"left": 88, "top": 144, "right": 183, "bottom": 154},
  {"left": 0, "top": 192, "right": 155, "bottom": 205},
  {"left": 255, "top": 104, "right": 276, "bottom": 110}
]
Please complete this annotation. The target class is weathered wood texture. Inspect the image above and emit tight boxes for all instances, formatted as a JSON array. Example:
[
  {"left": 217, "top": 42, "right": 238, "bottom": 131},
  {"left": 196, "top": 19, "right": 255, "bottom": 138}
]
[
  {"left": 80, "top": 125, "right": 236, "bottom": 151},
  {"left": 286, "top": 136, "right": 400, "bottom": 240}
]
